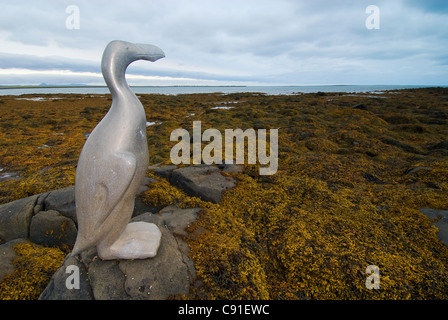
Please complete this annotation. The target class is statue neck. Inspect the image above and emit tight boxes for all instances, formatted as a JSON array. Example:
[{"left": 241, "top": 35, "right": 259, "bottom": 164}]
[{"left": 102, "top": 51, "right": 136, "bottom": 101}]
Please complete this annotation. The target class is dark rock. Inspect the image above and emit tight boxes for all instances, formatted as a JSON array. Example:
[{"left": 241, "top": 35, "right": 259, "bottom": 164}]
[
  {"left": 87, "top": 251, "right": 129, "bottom": 299},
  {"left": 420, "top": 208, "right": 448, "bottom": 247},
  {"left": 39, "top": 253, "right": 94, "bottom": 300},
  {"left": 29, "top": 210, "right": 77, "bottom": 247},
  {"left": 133, "top": 177, "right": 160, "bottom": 216},
  {"left": 150, "top": 205, "right": 200, "bottom": 237},
  {"left": 170, "top": 164, "right": 236, "bottom": 203},
  {"left": 34, "top": 192, "right": 50, "bottom": 215},
  {"left": 42, "top": 182, "right": 157, "bottom": 222},
  {"left": 0, "top": 194, "right": 38, "bottom": 242},
  {"left": 40, "top": 207, "right": 198, "bottom": 300},
  {"left": 44, "top": 187, "right": 77, "bottom": 224},
  {"left": 151, "top": 164, "right": 178, "bottom": 180},
  {"left": 118, "top": 227, "right": 192, "bottom": 299}
]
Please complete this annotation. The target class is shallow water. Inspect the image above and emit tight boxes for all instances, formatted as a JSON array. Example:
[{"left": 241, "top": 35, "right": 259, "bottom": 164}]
[{"left": 0, "top": 85, "right": 438, "bottom": 96}]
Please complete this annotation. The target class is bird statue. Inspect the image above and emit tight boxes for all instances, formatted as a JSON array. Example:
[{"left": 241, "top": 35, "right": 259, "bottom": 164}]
[{"left": 71, "top": 40, "right": 165, "bottom": 260}]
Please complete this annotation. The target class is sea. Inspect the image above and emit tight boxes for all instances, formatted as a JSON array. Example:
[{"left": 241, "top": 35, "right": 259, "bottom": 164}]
[{"left": 0, "top": 84, "right": 441, "bottom": 96}]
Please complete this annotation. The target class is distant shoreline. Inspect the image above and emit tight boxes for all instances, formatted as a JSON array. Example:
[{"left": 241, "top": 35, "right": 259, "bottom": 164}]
[
  {"left": 0, "top": 84, "right": 445, "bottom": 96},
  {"left": 0, "top": 85, "right": 248, "bottom": 89}
]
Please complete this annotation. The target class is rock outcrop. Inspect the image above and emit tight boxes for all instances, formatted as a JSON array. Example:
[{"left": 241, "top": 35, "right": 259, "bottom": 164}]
[
  {"left": 0, "top": 164, "right": 238, "bottom": 300},
  {"left": 170, "top": 164, "right": 236, "bottom": 203},
  {"left": 40, "top": 208, "right": 200, "bottom": 300}
]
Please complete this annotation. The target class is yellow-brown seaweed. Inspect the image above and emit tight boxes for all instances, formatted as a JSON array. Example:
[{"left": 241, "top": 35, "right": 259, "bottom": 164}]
[{"left": 0, "top": 88, "right": 447, "bottom": 299}]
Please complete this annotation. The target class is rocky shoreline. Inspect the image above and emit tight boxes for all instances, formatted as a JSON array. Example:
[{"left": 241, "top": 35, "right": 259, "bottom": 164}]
[
  {"left": 0, "top": 163, "right": 239, "bottom": 300},
  {"left": 1, "top": 88, "right": 448, "bottom": 299},
  {"left": 1, "top": 162, "right": 447, "bottom": 299}
]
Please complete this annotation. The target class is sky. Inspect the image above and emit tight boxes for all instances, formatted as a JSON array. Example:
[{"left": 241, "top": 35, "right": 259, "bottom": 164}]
[{"left": 0, "top": 0, "right": 447, "bottom": 86}]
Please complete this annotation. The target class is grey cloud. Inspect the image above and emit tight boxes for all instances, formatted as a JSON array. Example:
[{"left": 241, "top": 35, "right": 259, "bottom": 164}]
[
  {"left": 0, "top": 0, "right": 447, "bottom": 86},
  {"left": 0, "top": 52, "right": 99, "bottom": 73}
]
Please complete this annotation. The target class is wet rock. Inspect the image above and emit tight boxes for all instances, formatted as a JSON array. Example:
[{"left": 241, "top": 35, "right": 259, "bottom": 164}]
[
  {"left": 170, "top": 164, "right": 236, "bottom": 203},
  {"left": 0, "top": 194, "right": 38, "bottom": 242}
]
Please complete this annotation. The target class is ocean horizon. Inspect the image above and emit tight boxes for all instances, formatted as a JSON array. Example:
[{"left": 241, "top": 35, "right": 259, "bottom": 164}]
[{"left": 0, "top": 84, "right": 443, "bottom": 96}]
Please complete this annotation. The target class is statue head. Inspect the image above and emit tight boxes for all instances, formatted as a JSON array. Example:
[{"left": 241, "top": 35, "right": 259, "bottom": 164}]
[{"left": 101, "top": 40, "right": 165, "bottom": 94}]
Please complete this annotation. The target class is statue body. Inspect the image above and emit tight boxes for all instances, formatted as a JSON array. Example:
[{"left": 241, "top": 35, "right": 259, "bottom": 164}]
[{"left": 72, "top": 40, "right": 165, "bottom": 260}]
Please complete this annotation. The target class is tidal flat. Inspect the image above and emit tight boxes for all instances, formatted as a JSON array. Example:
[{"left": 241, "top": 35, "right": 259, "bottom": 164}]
[{"left": 0, "top": 88, "right": 448, "bottom": 299}]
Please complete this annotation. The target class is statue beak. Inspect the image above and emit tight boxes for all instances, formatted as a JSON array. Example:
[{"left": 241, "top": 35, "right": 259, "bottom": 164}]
[{"left": 134, "top": 43, "right": 165, "bottom": 62}]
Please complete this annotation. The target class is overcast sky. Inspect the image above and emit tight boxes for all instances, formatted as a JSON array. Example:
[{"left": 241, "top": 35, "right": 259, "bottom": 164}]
[{"left": 0, "top": 0, "right": 447, "bottom": 86}]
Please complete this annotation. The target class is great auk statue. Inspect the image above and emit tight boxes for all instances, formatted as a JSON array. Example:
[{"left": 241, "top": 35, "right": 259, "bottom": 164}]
[{"left": 72, "top": 40, "right": 165, "bottom": 260}]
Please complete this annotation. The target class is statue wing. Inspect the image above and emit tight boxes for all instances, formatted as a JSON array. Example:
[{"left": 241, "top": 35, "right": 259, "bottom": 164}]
[{"left": 73, "top": 151, "right": 137, "bottom": 254}]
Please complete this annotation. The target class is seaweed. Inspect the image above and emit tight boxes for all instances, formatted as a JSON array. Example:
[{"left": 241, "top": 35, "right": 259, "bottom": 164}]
[{"left": 0, "top": 88, "right": 448, "bottom": 299}]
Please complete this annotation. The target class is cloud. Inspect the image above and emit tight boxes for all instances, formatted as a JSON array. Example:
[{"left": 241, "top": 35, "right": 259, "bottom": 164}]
[{"left": 0, "top": 0, "right": 447, "bottom": 86}]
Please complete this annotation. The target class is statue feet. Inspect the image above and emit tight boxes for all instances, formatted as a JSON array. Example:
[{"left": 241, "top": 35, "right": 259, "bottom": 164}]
[{"left": 97, "top": 222, "right": 162, "bottom": 260}]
